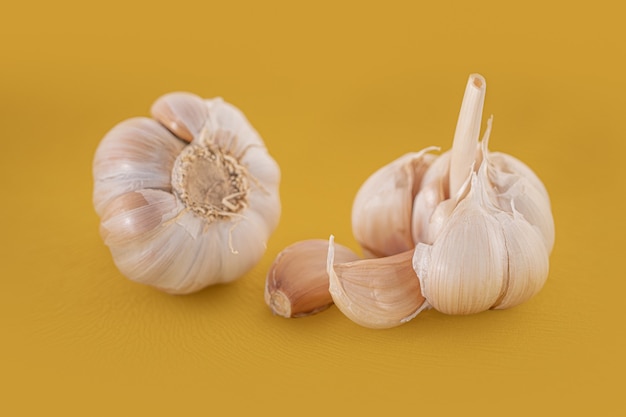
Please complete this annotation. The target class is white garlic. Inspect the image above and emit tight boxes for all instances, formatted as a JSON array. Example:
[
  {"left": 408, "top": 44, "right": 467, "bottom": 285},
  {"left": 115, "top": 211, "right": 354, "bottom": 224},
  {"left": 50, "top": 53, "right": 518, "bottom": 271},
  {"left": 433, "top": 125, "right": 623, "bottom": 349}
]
[
  {"left": 335, "top": 73, "right": 554, "bottom": 325},
  {"left": 327, "top": 236, "right": 427, "bottom": 329},
  {"left": 413, "top": 74, "right": 553, "bottom": 314},
  {"left": 93, "top": 93, "right": 281, "bottom": 294},
  {"left": 351, "top": 147, "right": 438, "bottom": 257},
  {"left": 265, "top": 239, "right": 360, "bottom": 318}
]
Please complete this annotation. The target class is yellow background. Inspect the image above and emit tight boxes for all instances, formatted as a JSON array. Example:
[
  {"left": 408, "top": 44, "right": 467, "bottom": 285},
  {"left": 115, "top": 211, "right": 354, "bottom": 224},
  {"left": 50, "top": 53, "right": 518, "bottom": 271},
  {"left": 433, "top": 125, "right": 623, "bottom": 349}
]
[{"left": 2, "top": 0, "right": 624, "bottom": 415}]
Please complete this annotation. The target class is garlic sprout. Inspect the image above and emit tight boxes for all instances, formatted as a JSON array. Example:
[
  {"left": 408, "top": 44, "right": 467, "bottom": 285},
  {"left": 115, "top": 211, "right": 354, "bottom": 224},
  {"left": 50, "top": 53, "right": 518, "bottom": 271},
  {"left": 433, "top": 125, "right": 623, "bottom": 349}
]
[{"left": 93, "top": 93, "right": 281, "bottom": 294}]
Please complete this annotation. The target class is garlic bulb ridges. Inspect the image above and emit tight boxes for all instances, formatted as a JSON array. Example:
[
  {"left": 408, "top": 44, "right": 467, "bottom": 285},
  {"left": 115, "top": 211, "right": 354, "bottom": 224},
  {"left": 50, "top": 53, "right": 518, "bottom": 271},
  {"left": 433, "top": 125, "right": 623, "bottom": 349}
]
[
  {"left": 327, "top": 236, "right": 427, "bottom": 329},
  {"left": 93, "top": 92, "right": 281, "bottom": 294}
]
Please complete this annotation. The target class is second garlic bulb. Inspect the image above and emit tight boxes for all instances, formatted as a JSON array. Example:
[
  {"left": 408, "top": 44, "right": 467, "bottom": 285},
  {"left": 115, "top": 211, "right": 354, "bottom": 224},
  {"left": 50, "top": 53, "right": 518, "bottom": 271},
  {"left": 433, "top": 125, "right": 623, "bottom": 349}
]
[
  {"left": 93, "top": 93, "right": 281, "bottom": 294},
  {"left": 333, "top": 74, "right": 555, "bottom": 327}
]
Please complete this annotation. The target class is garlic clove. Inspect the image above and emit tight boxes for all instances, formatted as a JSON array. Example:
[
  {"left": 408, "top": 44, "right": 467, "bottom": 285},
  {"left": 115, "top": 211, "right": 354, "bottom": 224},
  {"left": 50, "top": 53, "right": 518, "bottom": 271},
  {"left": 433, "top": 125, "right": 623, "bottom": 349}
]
[
  {"left": 99, "top": 189, "right": 182, "bottom": 247},
  {"left": 265, "top": 239, "right": 360, "bottom": 318},
  {"left": 93, "top": 117, "right": 185, "bottom": 216},
  {"left": 413, "top": 173, "right": 508, "bottom": 315},
  {"left": 491, "top": 208, "right": 550, "bottom": 310},
  {"left": 328, "top": 236, "right": 427, "bottom": 329},
  {"left": 411, "top": 151, "right": 450, "bottom": 244},
  {"left": 488, "top": 151, "right": 551, "bottom": 203},
  {"left": 150, "top": 92, "right": 209, "bottom": 143},
  {"left": 352, "top": 148, "right": 437, "bottom": 257}
]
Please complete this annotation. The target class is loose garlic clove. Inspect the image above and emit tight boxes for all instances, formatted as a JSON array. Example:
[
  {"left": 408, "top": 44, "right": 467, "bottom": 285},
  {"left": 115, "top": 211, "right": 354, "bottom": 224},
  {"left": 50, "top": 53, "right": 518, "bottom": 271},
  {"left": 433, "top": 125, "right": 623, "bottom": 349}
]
[
  {"left": 351, "top": 148, "right": 437, "bottom": 257},
  {"left": 491, "top": 208, "right": 549, "bottom": 310},
  {"left": 328, "top": 236, "right": 427, "bottom": 329},
  {"left": 265, "top": 239, "right": 360, "bottom": 318},
  {"left": 93, "top": 93, "right": 281, "bottom": 294}
]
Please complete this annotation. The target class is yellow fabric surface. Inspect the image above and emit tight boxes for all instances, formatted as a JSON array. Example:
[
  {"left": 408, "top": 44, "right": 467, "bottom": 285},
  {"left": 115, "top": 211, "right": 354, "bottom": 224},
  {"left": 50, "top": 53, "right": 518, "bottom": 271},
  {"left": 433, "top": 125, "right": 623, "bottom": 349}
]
[{"left": 2, "top": 1, "right": 624, "bottom": 415}]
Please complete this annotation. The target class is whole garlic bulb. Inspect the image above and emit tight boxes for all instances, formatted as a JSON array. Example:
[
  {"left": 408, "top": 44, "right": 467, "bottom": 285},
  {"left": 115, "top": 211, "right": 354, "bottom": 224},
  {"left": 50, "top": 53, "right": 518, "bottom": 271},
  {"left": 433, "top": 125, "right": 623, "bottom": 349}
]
[
  {"left": 329, "top": 74, "right": 555, "bottom": 327},
  {"left": 93, "top": 92, "right": 281, "bottom": 294}
]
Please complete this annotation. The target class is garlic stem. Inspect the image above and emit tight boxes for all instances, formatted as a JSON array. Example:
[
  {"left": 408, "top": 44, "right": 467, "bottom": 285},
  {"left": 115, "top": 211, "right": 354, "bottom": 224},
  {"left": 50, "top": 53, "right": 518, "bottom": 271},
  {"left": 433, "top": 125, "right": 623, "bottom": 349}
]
[{"left": 449, "top": 74, "right": 486, "bottom": 198}]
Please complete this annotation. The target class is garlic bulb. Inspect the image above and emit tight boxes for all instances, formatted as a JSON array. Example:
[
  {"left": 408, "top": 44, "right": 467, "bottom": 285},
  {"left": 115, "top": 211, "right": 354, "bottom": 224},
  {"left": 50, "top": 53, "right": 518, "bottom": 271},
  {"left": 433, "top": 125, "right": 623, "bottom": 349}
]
[
  {"left": 412, "top": 75, "right": 553, "bottom": 314},
  {"left": 330, "top": 73, "right": 554, "bottom": 327},
  {"left": 93, "top": 92, "right": 281, "bottom": 294}
]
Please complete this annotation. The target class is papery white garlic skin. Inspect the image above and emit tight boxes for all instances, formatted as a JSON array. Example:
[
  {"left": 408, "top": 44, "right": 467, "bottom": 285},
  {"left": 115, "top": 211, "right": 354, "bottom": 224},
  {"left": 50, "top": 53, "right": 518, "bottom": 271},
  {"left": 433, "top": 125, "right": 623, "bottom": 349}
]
[
  {"left": 265, "top": 239, "right": 360, "bottom": 318},
  {"left": 413, "top": 168, "right": 550, "bottom": 314},
  {"left": 327, "top": 236, "right": 427, "bottom": 329},
  {"left": 93, "top": 93, "right": 281, "bottom": 294},
  {"left": 351, "top": 148, "right": 437, "bottom": 257},
  {"left": 485, "top": 151, "right": 555, "bottom": 252}
]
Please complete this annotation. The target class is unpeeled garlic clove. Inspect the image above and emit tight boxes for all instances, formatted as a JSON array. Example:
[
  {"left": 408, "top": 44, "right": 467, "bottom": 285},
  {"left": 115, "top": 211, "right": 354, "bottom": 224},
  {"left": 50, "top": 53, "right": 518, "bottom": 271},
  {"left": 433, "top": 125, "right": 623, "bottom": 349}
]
[
  {"left": 265, "top": 239, "right": 360, "bottom": 318},
  {"left": 411, "top": 151, "right": 450, "bottom": 244},
  {"left": 327, "top": 236, "right": 427, "bottom": 329},
  {"left": 92, "top": 117, "right": 185, "bottom": 216},
  {"left": 351, "top": 148, "right": 437, "bottom": 257},
  {"left": 99, "top": 189, "right": 181, "bottom": 247},
  {"left": 150, "top": 92, "right": 209, "bottom": 143}
]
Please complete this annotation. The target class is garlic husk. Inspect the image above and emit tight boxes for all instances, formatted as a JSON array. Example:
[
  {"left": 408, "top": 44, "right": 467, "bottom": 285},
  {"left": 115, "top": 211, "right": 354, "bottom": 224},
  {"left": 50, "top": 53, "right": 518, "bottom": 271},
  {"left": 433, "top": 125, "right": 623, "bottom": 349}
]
[
  {"left": 351, "top": 148, "right": 437, "bottom": 257},
  {"left": 411, "top": 151, "right": 450, "bottom": 244},
  {"left": 485, "top": 151, "right": 555, "bottom": 252},
  {"left": 93, "top": 93, "right": 281, "bottom": 294},
  {"left": 328, "top": 236, "right": 427, "bottom": 329},
  {"left": 265, "top": 239, "right": 360, "bottom": 318}
]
